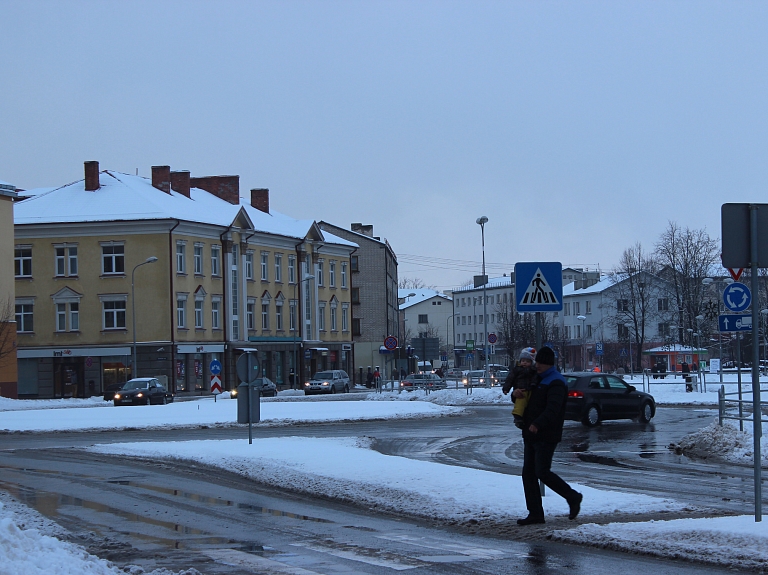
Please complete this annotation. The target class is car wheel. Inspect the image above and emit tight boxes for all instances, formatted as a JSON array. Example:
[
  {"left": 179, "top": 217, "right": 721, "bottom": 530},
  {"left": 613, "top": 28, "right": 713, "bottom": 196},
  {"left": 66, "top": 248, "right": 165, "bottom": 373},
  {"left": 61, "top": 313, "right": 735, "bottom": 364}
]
[
  {"left": 582, "top": 404, "right": 601, "bottom": 427},
  {"left": 331, "top": 385, "right": 337, "bottom": 394},
  {"left": 162, "top": 396, "right": 168, "bottom": 405},
  {"left": 639, "top": 401, "right": 654, "bottom": 423},
  {"left": 344, "top": 384, "right": 349, "bottom": 393}
]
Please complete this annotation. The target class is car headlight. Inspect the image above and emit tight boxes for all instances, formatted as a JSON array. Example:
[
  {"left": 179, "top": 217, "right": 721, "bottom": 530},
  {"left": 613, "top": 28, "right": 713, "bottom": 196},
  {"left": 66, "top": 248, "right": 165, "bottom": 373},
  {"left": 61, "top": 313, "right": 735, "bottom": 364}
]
[
  {"left": 231, "top": 389, "right": 238, "bottom": 397},
  {"left": 321, "top": 381, "right": 330, "bottom": 386},
  {"left": 304, "top": 382, "right": 310, "bottom": 387},
  {"left": 114, "top": 393, "right": 121, "bottom": 400},
  {"left": 136, "top": 393, "right": 144, "bottom": 398}
]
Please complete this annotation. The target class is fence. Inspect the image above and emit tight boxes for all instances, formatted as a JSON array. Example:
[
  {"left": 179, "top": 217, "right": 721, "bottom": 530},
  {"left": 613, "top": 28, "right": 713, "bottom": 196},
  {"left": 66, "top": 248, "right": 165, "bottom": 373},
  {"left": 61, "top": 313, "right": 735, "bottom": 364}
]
[
  {"left": 718, "top": 384, "right": 768, "bottom": 431},
  {"left": 641, "top": 369, "right": 704, "bottom": 393}
]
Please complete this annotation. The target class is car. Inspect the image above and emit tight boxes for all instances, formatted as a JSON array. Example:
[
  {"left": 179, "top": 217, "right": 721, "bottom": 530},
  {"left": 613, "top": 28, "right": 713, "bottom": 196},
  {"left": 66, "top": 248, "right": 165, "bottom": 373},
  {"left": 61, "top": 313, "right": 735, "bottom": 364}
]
[
  {"left": 229, "top": 377, "right": 278, "bottom": 399},
  {"left": 399, "top": 373, "right": 447, "bottom": 391},
  {"left": 564, "top": 372, "right": 655, "bottom": 426},
  {"left": 114, "top": 378, "right": 174, "bottom": 406},
  {"left": 462, "top": 370, "right": 492, "bottom": 387},
  {"left": 304, "top": 370, "right": 350, "bottom": 395},
  {"left": 444, "top": 368, "right": 466, "bottom": 380},
  {"left": 103, "top": 383, "right": 124, "bottom": 401}
]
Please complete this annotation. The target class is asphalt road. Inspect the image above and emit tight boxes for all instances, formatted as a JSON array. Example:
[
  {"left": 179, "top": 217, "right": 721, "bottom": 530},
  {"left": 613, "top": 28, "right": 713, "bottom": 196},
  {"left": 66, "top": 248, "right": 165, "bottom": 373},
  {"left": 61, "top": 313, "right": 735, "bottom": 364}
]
[{"left": 0, "top": 404, "right": 759, "bottom": 574}]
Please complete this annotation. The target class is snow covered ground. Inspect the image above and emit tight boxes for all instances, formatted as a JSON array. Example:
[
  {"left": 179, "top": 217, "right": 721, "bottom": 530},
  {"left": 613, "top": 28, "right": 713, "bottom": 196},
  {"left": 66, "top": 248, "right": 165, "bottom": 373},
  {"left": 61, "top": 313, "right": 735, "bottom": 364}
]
[{"left": 1, "top": 377, "right": 767, "bottom": 573}]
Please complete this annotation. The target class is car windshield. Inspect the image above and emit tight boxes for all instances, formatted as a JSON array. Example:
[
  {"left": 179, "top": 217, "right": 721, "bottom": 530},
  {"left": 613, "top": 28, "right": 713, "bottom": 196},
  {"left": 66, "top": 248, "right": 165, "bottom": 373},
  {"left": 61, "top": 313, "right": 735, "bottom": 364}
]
[
  {"left": 311, "top": 372, "right": 334, "bottom": 380},
  {"left": 122, "top": 380, "right": 150, "bottom": 390}
]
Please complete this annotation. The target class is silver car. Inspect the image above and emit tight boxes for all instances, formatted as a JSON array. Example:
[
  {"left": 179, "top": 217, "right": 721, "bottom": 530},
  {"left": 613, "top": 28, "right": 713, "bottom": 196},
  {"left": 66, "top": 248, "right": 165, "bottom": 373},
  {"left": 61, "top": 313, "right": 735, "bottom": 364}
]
[
  {"left": 304, "top": 370, "right": 350, "bottom": 395},
  {"left": 400, "top": 373, "right": 447, "bottom": 391}
]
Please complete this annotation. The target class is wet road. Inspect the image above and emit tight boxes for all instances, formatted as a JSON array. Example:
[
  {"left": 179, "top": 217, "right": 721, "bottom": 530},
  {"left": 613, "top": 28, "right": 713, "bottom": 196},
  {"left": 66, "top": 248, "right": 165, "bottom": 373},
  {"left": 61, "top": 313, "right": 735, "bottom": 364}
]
[{"left": 0, "top": 404, "right": 759, "bottom": 573}]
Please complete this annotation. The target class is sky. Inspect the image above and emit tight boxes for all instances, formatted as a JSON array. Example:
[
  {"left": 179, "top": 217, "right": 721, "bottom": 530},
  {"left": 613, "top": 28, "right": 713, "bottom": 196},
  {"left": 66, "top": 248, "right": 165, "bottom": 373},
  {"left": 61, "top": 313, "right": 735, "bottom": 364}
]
[
  {"left": 1, "top": 383, "right": 767, "bottom": 573},
  {"left": 2, "top": 2, "right": 768, "bottom": 291}
]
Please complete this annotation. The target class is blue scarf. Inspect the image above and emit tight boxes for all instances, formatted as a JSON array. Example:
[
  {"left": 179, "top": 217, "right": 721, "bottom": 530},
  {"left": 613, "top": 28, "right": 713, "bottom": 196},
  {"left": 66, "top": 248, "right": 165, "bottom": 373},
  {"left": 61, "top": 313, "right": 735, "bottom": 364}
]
[{"left": 538, "top": 366, "right": 564, "bottom": 386}]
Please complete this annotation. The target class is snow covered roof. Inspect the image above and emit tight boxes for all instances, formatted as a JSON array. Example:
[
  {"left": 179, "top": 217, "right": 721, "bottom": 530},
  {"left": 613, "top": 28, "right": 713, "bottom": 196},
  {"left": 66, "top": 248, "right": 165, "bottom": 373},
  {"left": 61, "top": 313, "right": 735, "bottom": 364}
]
[
  {"left": 453, "top": 276, "right": 512, "bottom": 292},
  {"left": 13, "top": 170, "right": 357, "bottom": 248},
  {"left": 562, "top": 275, "right": 617, "bottom": 296},
  {"left": 399, "top": 288, "right": 452, "bottom": 309},
  {"left": 644, "top": 344, "right": 707, "bottom": 354}
]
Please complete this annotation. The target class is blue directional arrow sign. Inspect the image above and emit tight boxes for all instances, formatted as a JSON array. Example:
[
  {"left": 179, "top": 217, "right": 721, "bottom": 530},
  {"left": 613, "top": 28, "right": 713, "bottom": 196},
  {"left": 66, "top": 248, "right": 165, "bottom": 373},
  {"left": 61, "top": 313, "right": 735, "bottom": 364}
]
[
  {"left": 719, "top": 314, "right": 753, "bottom": 332},
  {"left": 209, "top": 359, "right": 222, "bottom": 375},
  {"left": 723, "top": 282, "right": 751, "bottom": 312}
]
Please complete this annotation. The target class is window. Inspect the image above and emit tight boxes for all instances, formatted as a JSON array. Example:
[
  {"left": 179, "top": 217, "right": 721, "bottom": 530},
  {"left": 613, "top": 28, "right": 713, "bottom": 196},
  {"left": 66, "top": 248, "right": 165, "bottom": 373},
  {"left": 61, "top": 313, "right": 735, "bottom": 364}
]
[
  {"left": 585, "top": 300, "right": 591, "bottom": 314},
  {"left": 101, "top": 297, "right": 127, "bottom": 329},
  {"left": 195, "top": 299, "right": 204, "bottom": 329},
  {"left": 329, "top": 261, "right": 336, "bottom": 287},
  {"left": 342, "top": 304, "right": 349, "bottom": 331},
  {"left": 317, "top": 260, "right": 324, "bottom": 286},
  {"left": 564, "top": 302, "right": 570, "bottom": 316},
  {"left": 260, "top": 252, "right": 268, "bottom": 281},
  {"left": 658, "top": 298, "right": 669, "bottom": 312},
  {"left": 461, "top": 316, "right": 466, "bottom": 325},
  {"left": 15, "top": 301, "right": 33, "bottom": 332},
  {"left": 288, "top": 255, "right": 296, "bottom": 283},
  {"left": 576, "top": 324, "right": 581, "bottom": 338},
  {"left": 318, "top": 301, "right": 326, "bottom": 331},
  {"left": 176, "top": 295, "right": 187, "bottom": 328},
  {"left": 261, "top": 300, "right": 270, "bottom": 330},
  {"left": 194, "top": 244, "right": 204, "bottom": 275},
  {"left": 618, "top": 324, "right": 629, "bottom": 338},
  {"left": 102, "top": 244, "right": 124, "bottom": 275},
  {"left": 289, "top": 300, "right": 297, "bottom": 331},
  {"left": 54, "top": 245, "right": 78, "bottom": 277},
  {"left": 658, "top": 322, "right": 670, "bottom": 337},
  {"left": 350, "top": 256, "right": 359, "bottom": 272},
  {"left": 275, "top": 253, "right": 283, "bottom": 283},
  {"left": 176, "top": 241, "right": 186, "bottom": 274},
  {"left": 211, "top": 298, "right": 221, "bottom": 329},
  {"left": 586, "top": 324, "right": 592, "bottom": 337},
  {"left": 341, "top": 262, "right": 348, "bottom": 288},
  {"left": 418, "top": 314, "right": 428, "bottom": 324},
  {"left": 246, "top": 299, "right": 256, "bottom": 330},
  {"left": 564, "top": 325, "right": 570, "bottom": 339},
  {"left": 352, "top": 317, "right": 361, "bottom": 336},
  {"left": 55, "top": 302, "right": 79, "bottom": 332},
  {"left": 573, "top": 301, "right": 580, "bottom": 315},
  {"left": 276, "top": 297, "right": 284, "bottom": 330},
  {"left": 244, "top": 251, "right": 254, "bottom": 280},
  {"left": 330, "top": 301, "right": 337, "bottom": 331},
  {"left": 351, "top": 288, "right": 360, "bottom": 303},
  {"left": 618, "top": 299, "right": 629, "bottom": 312},
  {"left": 14, "top": 247, "right": 32, "bottom": 278},
  {"left": 211, "top": 245, "right": 221, "bottom": 277}
]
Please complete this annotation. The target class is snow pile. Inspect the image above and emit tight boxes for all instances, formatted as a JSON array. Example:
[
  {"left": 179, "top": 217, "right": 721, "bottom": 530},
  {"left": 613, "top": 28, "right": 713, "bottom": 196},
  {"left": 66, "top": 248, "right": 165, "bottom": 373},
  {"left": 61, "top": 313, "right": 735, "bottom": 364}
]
[
  {"left": 0, "top": 396, "right": 110, "bottom": 412},
  {"left": 364, "top": 387, "right": 510, "bottom": 405},
  {"left": 673, "top": 419, "right": 768, "bottom": 466},
  {"left": 552, "top": 516, "right": 768, "bottom": 571}
]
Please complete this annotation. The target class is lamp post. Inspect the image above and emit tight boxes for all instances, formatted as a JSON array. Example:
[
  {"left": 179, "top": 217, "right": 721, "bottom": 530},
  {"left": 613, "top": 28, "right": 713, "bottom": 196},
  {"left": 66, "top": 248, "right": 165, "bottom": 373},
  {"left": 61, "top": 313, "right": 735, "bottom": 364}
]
[
  {"left": 625, "top": 323, "right": 633, "bottom": 378},
  {"left": 577, "top": 315, "right": 586, "bottom": 370},
  {"left": 476, "top": 216, "right": 489, "bottom": 380},
  {"left": 695, "top": 314, "right": 705, "bottom": 386},
  {"left": 132, "top": 256, "right": 158, "bottom": 379},
  {"left": 446, "top": 313, "right": 457, "bottom": 366},
  {"left": 669, "top": 324, "right": 677, "bottom": 374},
  {"left": 292, "top": 274, "right": 315, "bottom": 389}
]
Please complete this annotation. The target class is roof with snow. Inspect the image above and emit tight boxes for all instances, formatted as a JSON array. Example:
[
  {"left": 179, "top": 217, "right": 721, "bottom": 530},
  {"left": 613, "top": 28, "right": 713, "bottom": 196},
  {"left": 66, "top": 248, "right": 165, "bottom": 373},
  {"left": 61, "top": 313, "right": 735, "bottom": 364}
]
[
  {"left": 14, "top": 170, "right": 357, "bottom": 248},
  {"left": 399, "top": 288, "right": 452, "bottom": 309},
  {"left": 453, "top": 276, "right": 513, "bottom": 292}
]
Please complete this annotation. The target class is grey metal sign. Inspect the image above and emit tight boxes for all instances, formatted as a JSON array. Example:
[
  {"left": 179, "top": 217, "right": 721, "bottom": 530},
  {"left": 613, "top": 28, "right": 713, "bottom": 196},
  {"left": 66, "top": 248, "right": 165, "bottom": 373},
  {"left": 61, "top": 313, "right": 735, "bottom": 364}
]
[{"left": 721, "top": 203, "right": 768, "bottom": 268}]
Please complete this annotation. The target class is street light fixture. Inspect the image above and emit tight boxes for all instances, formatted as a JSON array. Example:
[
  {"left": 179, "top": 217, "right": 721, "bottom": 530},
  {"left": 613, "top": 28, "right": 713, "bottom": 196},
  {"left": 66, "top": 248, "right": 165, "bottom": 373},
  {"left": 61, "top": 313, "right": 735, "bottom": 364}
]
[
  {"left": 132, "top": 256, "right": 158, "bottom": 379},
  {"left": 476, "top": 216, "right": 489, "bottom": 381},
  {"left": 577, "top": 315, "right": 586, "bottom": 370},
  {"left": 624, "top": 323, "right": 634, "bottom": 378},
  {"left": 292, "top": 274, "right": 315, "bottom": 389}
]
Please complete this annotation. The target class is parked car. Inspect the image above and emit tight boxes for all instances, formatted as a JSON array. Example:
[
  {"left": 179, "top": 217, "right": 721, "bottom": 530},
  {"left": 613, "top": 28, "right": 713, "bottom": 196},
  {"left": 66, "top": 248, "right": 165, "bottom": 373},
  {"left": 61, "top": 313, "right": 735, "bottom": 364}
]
[
  {"left": 564, "top": 372, "right": 655, "bottom": 426},
  {"left": 114, "top": 378, "right": 174, "bottom": 406},
  {"left": 444, "top": 368, "right": 466, "bottom": 380},
  {"left": 103, "top": 383, "right": 124, "bottom": 401},
  {"left": 229, "top": 377, "right": 278, "bottom": 399},
  {"left": 400, "top": 373, "right": 447, "bottom": 391},
  {"left": 304, "top": 370, "right": 350, "bottom": 395},
  {"left": 462, "top": 370, "right": 492, "bottom": 387}
]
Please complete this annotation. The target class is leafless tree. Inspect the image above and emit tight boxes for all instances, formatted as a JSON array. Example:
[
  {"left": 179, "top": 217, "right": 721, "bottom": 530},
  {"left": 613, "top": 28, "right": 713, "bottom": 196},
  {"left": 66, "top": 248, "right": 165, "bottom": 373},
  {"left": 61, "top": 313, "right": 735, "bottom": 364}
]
[
  {"left": 0, "top": 298, "right": 16, "bottom": 367},
  {"left": 494, "top": 298, "right": 555, "bottom": 363},
  {"left": 398, "top": 278, "right": 434, "bottom": 290}
]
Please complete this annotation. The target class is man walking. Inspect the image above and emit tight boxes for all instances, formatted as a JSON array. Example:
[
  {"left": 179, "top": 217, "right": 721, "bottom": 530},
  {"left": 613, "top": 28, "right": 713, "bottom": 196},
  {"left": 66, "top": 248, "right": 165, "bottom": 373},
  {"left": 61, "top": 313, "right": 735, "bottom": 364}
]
[{"left": 514, "top": 346, "right": 582, "bottom": 525}]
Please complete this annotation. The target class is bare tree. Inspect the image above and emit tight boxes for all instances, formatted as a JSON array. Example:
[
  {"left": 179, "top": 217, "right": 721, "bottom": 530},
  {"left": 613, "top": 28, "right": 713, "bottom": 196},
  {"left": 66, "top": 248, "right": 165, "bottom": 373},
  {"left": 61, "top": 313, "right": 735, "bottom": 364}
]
[
  {"left": 494, "top": 297, "right": 555, "bottom": 364},
  {"left": 398, "top": 278, "right": 434, "bottom": 290},
  {"left": 0, "top": 298, "right": 16, "bottom": 366}
]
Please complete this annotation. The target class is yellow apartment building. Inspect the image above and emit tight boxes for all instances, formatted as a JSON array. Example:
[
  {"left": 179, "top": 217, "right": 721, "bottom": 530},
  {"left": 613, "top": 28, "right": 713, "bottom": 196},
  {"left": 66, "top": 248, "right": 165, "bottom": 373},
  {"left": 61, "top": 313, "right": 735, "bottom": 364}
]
[
  {"left": 0, "top": 179, "right": 18, "bottom": 398},
  {"left": 13, "top": 162, "right": 356, "bottom": 398}
]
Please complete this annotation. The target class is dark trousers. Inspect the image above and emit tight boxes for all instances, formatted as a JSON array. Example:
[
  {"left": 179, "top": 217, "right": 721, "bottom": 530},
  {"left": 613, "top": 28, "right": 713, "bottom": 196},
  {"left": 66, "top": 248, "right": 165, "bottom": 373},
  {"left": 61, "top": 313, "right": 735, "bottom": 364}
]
[{"left": 522, "top": 439, "right": 577, "bottom": 518}]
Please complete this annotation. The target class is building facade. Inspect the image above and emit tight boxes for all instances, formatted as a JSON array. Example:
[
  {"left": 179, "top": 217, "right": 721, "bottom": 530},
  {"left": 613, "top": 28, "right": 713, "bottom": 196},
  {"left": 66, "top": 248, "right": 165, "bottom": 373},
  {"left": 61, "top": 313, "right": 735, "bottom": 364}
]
[
  {"left": 14, "top": 162, "right": 356, "bottom": 398},
  {"left": 398, "top": 289, "right": 453, "bottom": 369},
  {"left": 0, "top": 179, "right": 18, "bottom": 398}
]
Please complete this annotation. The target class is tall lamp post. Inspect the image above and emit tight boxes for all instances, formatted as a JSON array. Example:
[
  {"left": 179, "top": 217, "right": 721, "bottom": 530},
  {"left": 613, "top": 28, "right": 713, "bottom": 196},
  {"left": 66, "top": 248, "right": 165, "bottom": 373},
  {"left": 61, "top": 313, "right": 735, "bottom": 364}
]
[
  {"left": 577, "top": 315, "right": 586, "bottom": 370},
  {"left": 446, "top": 313, "right": 457, "bottom": 367},
  {"left": 132, "top": 256, "right": 158, "bottom": 379},
  {"left": 624, "top": 323, "right": 633, "bottom": 378},
  {"left": 476, "top": 216, "right": 489, "bottom": 379},
  {"left": 292, "top": 274, "right": 315, "bottom": 388}
]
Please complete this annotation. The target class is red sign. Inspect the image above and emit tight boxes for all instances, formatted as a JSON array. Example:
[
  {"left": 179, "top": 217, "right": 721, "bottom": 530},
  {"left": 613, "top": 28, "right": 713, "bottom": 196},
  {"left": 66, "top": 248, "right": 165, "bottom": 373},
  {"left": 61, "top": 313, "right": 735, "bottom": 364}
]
[
  {"left": 210, "top": 375, "right": 222, "bottom": 394},
  {"left": 728, "top": 268, "right": 744, "bottom": 282}
]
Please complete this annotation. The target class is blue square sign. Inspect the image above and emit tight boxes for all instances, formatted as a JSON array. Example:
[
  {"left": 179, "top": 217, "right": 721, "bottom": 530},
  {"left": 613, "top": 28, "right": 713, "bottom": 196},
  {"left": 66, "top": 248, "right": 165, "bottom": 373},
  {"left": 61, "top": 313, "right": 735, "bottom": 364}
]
[{"left": 515, "top": 262, "right": 563, "bottom": 312}]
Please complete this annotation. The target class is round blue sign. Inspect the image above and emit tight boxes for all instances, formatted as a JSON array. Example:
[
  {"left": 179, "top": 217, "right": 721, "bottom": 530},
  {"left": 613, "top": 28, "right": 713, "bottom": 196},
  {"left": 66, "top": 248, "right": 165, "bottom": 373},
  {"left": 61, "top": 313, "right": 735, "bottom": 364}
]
[
  {"left": 209, "top": 359, "right": 222, "bottom": 375},
  {"left": 723, "top": 282, "right": 751, "bottom": 312},
  {"left": 384, "top": 336, "right": 398, "bottom": 350}
]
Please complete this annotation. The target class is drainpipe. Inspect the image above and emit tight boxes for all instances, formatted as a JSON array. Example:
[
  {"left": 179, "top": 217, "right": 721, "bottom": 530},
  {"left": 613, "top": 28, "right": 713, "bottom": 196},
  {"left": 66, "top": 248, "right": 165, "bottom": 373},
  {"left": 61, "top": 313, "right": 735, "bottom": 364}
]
[
  {"left": 220, "top": 227, "right": 232, "bottom": 389},
  {"left": 295, "top": 239, "right": 306, "bottom": 380},
  {"left": 348, "top": 245, "right": 359, "bottom": 384},
  {"left": 168, "top": 220, "right": 180, "bottom": 393}
]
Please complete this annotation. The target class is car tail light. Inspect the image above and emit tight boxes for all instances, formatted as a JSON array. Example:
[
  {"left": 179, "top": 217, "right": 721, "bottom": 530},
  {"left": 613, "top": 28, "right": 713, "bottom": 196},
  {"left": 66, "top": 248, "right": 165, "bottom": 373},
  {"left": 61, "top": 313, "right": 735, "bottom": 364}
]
[{"left": 567, "top": 390, "right": 584, "bottom": 398}]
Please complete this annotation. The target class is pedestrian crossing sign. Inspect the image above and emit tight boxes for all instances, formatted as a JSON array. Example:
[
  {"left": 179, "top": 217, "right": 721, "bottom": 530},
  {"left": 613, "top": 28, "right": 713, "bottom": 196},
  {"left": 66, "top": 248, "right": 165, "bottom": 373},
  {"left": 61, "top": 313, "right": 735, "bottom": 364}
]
[{"left": 515, "top": 262, "right": 563, "bottom": 312}]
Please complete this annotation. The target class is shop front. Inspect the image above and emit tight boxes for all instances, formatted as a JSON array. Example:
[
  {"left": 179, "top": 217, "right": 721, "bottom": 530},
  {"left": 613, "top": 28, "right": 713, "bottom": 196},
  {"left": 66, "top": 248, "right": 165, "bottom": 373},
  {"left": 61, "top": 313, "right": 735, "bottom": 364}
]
[{"left": 175, "top": 344, "right": 225, "bottom": 394}]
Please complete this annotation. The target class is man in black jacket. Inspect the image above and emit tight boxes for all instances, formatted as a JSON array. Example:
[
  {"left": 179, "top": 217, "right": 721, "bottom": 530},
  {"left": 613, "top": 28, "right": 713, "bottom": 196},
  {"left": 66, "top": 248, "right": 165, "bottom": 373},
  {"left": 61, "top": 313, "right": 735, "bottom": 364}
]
[{"left": 513, "top": 346, "right": 582, "bottom": 525}]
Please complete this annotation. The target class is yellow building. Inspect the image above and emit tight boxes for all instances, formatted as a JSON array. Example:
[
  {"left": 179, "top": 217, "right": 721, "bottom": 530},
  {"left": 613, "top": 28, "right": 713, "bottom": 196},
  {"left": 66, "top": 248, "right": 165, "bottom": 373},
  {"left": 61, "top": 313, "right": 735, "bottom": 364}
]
[
  {"left": 13, "top": 162, "right": 356, "bottom": 398},
  {"left": 0, "top": 179, "right": 18, "bottom": 398}
]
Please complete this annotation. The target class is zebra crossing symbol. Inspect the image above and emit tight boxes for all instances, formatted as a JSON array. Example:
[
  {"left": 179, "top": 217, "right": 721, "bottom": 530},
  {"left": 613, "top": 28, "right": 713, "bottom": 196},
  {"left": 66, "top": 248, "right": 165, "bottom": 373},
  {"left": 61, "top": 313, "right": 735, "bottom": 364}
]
[
  {"left": 515, "top": 262, "right": 563, "bottom": 312},
  {"left": 521, "top": 268, "right": 559, "bottom": 305}
]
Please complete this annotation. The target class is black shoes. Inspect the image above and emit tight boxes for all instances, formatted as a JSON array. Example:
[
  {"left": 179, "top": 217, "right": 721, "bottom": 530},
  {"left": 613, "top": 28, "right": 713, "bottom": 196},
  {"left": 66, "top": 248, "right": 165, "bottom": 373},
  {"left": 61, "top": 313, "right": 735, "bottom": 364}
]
[
  {"left": 513, "top": 415, "right": 524, "bottom": 429},
  {"left": 516, "top": 515, "right": 545, "bottom": 526},
  {"left": 568, "top": 492, "right": 583, "bottom": 520}
]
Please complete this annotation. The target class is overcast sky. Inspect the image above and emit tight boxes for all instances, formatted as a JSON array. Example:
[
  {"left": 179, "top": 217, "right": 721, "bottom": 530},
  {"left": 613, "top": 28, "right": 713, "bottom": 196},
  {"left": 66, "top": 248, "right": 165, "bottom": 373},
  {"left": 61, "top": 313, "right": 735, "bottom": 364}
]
[{"left": 2, "top": 1, "right": 766, "bottom": 290}]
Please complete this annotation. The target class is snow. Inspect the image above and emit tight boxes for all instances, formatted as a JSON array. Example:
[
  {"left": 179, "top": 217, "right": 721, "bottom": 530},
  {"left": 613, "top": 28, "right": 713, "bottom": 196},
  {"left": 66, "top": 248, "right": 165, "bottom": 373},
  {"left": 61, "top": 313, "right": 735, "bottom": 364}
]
[{"left": 1, "top": 385, "right": 767, "bottom": 572}]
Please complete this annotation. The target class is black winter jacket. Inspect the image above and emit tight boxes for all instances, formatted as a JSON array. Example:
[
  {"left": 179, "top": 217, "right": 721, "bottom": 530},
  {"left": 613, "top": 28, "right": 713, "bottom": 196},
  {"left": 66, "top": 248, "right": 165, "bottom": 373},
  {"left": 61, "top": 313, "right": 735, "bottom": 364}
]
[
  {"left": 502, "top": 364, "right": 537, "bottom": 395},
  {"left": 522, "top": 366, "right": 568, "bottom": 444}
]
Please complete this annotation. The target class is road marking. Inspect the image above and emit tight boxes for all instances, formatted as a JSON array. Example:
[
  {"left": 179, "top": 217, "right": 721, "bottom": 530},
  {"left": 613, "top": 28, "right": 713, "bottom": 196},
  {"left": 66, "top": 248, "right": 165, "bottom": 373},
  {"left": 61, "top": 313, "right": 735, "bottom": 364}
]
[
  {"left": 380, "top": 534, "right": 506, "bottom": 560},
  {"left": 205, "top": 549, "right": 323, "bottom": 574},
  {"left": 291, "top": 541, "right": 425, "bottom": 570}
]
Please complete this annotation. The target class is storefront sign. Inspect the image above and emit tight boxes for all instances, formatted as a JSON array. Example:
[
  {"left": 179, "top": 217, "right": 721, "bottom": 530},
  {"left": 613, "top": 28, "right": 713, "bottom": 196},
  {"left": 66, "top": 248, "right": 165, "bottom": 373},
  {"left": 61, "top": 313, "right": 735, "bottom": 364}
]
[
  {"left": 18, "top": 347, "right": 132, "bottom": 358},
  {"left": 176, "top": 344, "right": 225, "bottom": 354}
]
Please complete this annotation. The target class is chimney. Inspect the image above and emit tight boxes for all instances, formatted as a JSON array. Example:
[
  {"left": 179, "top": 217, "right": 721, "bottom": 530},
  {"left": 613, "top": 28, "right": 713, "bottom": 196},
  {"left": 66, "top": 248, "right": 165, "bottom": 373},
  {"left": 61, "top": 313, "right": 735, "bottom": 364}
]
[
  {"left": 84, "top": 161, "right": 100, "bottom": 191},
  {"left": 351, "top": 223, "right": 374, "bottom": 237},
  {"left": 151, "top": 165, "right": 171, "bottom": 193},
  {"left": 250, "top": 188, "right": 269, "bottom": 213},
  {"left": 189, "top": 175, "right": 240, "bottom": 205},
  {"left": 171, "top": 171, "right": 191, "bottom": 198}
]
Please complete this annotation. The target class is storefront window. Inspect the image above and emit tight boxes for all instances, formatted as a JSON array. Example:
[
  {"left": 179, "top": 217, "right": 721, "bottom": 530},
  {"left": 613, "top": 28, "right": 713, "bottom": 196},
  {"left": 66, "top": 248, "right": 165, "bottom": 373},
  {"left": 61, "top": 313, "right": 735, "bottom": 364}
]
[{"left": 103, "top": 357, "right": 129, "bottom": 387}]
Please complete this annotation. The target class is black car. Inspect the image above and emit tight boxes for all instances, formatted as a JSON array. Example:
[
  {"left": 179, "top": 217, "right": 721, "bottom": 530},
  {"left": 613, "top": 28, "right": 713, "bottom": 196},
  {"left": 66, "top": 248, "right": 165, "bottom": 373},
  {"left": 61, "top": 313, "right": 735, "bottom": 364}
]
[
  {"left": 103, "top": 383, "right": 124, "bottom": 401},
  {"left": 564, "top": 372, "right": 655, "bottom": 426},
  {"left": 114, "top": 378, "right": 174, "bottom": 406},
  {"left": 229, "top": 377, "right": 278, "bottom": 398}
]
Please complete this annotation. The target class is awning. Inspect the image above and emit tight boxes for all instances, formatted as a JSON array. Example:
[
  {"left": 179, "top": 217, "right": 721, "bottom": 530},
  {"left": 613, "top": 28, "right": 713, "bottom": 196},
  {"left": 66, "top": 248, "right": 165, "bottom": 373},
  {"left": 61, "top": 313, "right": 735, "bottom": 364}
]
[{"left": 235, "top": 347, "right": 260, "bottom": 353}]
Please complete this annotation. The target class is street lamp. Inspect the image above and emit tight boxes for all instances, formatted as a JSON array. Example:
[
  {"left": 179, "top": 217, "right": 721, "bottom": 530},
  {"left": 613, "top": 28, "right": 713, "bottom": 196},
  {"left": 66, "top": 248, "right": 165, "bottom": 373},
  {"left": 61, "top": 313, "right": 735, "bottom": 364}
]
[
  {"left": 624, "top": 323, "right": 633, "bottom": 378},
  {"left": 577, "top": 315, "right": 586, "bottom": 370},
  {"left": 476, "top": 216, "right": 489, "bottom": 380},
  {"left": 292, "top": 274, "right": 315, "bottom": 388},
  {"left": 132, "top": 256, "right": 158, "bottom": 379}
]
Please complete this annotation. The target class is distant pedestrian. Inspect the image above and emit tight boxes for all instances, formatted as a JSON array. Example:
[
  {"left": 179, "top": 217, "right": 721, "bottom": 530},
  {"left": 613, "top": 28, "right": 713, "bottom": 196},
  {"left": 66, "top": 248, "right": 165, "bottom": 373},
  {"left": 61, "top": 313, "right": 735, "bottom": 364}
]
[
  {"left": 400, "top": 367, "right": 407, "bottom": 379},
  {"left": 514, "top": 347, "right": 582, "bottom": 525},
  {"left": 366, "top": 367, "right": 374, "bottom": 388}
]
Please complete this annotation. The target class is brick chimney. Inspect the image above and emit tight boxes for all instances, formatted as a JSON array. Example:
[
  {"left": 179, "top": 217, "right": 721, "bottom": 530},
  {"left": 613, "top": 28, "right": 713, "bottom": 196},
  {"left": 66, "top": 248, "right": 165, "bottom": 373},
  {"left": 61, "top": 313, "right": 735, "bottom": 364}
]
[
  {"left": 84, "top": 161, "right": 99, "bottom": 191},
  {"left": 170, "top": 171, "right": 191, "bottom": 198},
  {"left": 250, "top": 188, "right": 269, "bottom": 213},
  {"left": 151, "top": 165, "right": 171, "bottom": 193},
  {"left": 189, "top": 175, "right": 240, "bottom": 205},
  {"left": 351, "top": 223, "right": 374, "bottom": 237}
]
